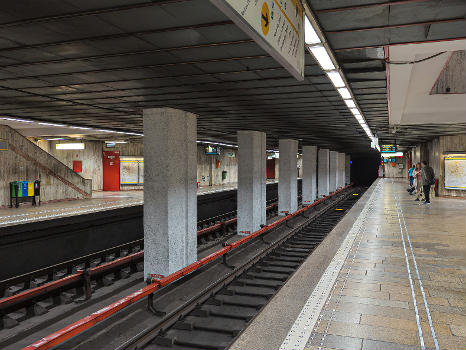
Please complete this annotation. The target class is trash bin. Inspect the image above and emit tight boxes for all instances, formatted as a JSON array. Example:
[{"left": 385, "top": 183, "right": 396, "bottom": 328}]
[
  {"left": 34, "top": 180, "right": 40, "bottom": 195},
  {"left": 34, "top": 180, "right": 41, "bottom": 206},
  {"left": 222, "top": 170, "right": 227, "bottom": 180},
  {"left": 21, "top": 181, "right": 28, "bottom": 197},
  {"left": 17, "top": 181, "right": 23, "bottom": 197},
  {"left": 9, "top": 181, "right": 20, "bottom": 208},
  {"left": 10, "top": 181, "right": 18, "bottom": 198}
]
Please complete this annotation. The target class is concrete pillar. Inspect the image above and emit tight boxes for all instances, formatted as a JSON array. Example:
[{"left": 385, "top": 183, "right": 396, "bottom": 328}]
[
  {"left": 302, "top": 145, "right": 317, "bottom": 205},
  {"left": 237, "top": 130, "right": 266, "bottom": 235},
  {"left": 345, "top": 154, "right": 351, "bottom": 184},
  {"left": 143, "top": 108, "right": 197, "bottom": 279},
  {"left": 337, "top": 153, "right": 346, "bottom": 188},
  {"left": 278, "top": 139, "right": 298, "bottom": 215},
  {"left": 318, "top": 148, "right": 329, "bottom": 197},
  {"left": 329, "top": 151, "right": 338, "bottom": 193}
]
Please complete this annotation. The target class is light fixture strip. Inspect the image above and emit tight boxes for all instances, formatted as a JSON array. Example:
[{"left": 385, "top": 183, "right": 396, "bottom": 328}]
[
  {"left": 0, "top": 116, "right": 145, "bottom": 137},
  {"left": 302, "top": 7, "right": 375, "bottom": 143}
]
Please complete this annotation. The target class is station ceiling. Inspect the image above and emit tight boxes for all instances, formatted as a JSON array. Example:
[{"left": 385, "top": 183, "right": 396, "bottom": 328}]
[{"left": 0, "top": 0, "right": 464, "bottom": 154}]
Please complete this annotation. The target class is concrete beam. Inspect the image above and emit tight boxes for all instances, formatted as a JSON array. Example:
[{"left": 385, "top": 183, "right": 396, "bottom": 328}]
[
  {"left": 318, "top": 148, "right": 330, "bottom": 197},
  {"left": 143, "top": 107, "right": 197, "bottom": 279},
  {"left": 237, "top": 130, "right": 266, "bottom": 235},
  {"left": 337, "top": 152, "right": 346, "bottom": 188},
  {"left": 345, "top": 154, "right": 351, "bottom": 184},
  {"left": 278, "top": 139, "right": 298, "bottom": 215},
  {"left": 329, "top": 151, "right": 338, "bottom": 193},
  {"left": 302, "top": 145, "right": 317, "bottom": 205}
]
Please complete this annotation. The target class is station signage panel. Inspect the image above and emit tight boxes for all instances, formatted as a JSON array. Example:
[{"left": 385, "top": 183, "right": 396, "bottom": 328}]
[
  {"left": 381, "top": 144, "right": 396, "bottom": 153},
  {"left": 210, "top": 0, "right": 305, "bottom": 80}
]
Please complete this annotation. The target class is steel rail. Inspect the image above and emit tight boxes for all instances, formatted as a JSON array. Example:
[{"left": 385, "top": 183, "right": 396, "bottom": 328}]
[
  {"left": 21, "top": 184, "right": 352, "bottom": 350},
  {"left": 120, "top": 189, "right": 358, "bottom": 350},
  {"left": 0, "top": 199, "right": 278, "bottom": 313},
  {"left": 118, "top": 198, "right": 345, "bottom": 350}
]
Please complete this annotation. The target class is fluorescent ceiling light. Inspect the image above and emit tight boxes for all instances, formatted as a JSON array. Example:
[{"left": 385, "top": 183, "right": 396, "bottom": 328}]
[
  {"left": 355, "top": 115, "right": 364, "bottom": 121},
  {"left": 349, "top": 108, "right": 360, "bottom": 116},
  {"left": 304, "top": 16, "right": 321, "bottom": 45},
  {"left": 97, "top": 129, "right": 114, "bottom": 133},
  {"left": 337, "top": 88, "right": 351, "bottom": 99},
  {"left": 56, "top": 143, "right": 85, "bottom": 150},
  {"left": 382, "top": 152, "right": 403, "bottom": 157},
  {"left": 344, "top": 99, "right": 356, "bottom": 108},
  {"left": 309, "top": 45, "right": 335, "bottom": 70},
  {"left": 326, "top": 70, "right": 345, "bottom": 88},
  {"left": 2, "top": 117, "right": 33, "bottom": 123},
  {"left": 38, "top": 122, "right": 65, "bottom": 127},
  {"left": 69, "top": 126, "right": 92, "bottom": 130},
  {"left": 106, "top": 141, "right": 127, "bottom": 144},
  {"left": 46, "top": 137, "right": 66, "bottom": 141}
]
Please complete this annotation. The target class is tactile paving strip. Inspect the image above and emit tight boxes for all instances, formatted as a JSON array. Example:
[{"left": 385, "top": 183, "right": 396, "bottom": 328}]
[{"left": 279, "top": 181, "right": 382, "bottom": 350}]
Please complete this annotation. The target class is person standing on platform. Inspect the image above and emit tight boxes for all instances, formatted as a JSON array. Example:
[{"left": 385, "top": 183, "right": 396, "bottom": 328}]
[
  {"left": 409, "top": 163, "right": 422, "bottom": 199},
  {"left": 407, "top": 164, "right": 415, "bottom": 191},
  {"left": 421, "top": 160, "right": 435, "bottom": 205}
]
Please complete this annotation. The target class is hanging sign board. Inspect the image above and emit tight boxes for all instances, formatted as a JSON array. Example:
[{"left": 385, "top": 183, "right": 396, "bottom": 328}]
[
  {"left": 381, "top": 144, "right": 396, "bottom": 153},
  {"left": 210, "top": 0, "right": 305, "bottom": 80}
]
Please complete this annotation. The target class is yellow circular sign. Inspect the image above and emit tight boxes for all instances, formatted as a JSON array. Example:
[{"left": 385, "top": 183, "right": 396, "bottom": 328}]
[{"left": 261, "top": 2, "right": 270, "bottom": 36}]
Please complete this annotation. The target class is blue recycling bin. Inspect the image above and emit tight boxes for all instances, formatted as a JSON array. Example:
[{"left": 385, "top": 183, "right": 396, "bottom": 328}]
[{"left": 22, "top": 181, "right": 28, "bottom": 197}]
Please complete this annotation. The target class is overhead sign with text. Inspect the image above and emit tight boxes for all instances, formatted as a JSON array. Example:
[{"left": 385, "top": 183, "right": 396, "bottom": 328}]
[
  {"left": 211, "top": 0, "right": 305, "bottom": 80},
  {"left": 381, "top": 144, "right": 397, "bottom": 153}
]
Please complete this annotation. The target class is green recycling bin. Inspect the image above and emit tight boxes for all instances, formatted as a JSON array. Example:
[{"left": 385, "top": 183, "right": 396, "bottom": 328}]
[
  {"left": 9, "top": 181, "right": 20, "bottom": 208},
  {"left": 10, "top": 181, "right": 19, "bottom": 198},
  {"left": 17, "top": 182, "right": 23, "bottom": 197}
]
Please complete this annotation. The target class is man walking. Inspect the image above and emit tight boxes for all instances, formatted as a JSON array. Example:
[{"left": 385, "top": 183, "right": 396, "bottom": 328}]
[{"left": 421, "top": 160, "right": 435, "bottom": 205}]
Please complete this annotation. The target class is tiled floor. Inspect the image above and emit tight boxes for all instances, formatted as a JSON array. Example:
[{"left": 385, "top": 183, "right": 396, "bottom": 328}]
[
  {"left": 0, "top": 181, "right": 278, "bottom": 227},
  {"left": 230, "top": 178, "right": 465, "bottom": 350},
  {"left": 0, "top": 190, "right": 143, "bottom": 227},
  {"left": 305, "top": 179, "right": 466, "bottom": 350}
]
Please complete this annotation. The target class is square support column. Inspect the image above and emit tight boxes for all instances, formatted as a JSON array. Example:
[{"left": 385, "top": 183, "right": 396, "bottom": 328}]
[
  {"left": 337, "top": 152, "right": 346, "bottom": 188},
  {"left": 143, "top": 108, "right": 197, "bottom": 279},
  {"left": 278, "top": 139, "right": 298, "bottom": 215},
  {"left": 318, "top": 148, "right": 329, "bottom": 197},
  {"left": 302, "top": 145, "right": 317, "bottom": 205},
  {"left": 345, "top": 154, "right": 351, "bottom": 184},
  {"left": 237, "top": 131, "right": 266, "bottom": 235},
  {"left": 329, "top": 151, "right": 338, "bottom": 193}
]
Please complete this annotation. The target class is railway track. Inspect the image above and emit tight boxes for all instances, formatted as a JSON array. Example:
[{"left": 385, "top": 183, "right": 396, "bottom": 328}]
[
  {"left": 8, "top": 185, "right": 357, "bottom": 350},
  {"left": 0, "top": 198, "right": 280, "bottom": 332},
  {"left": 116, "top": 189, "right": 362, "bottom": 350}
]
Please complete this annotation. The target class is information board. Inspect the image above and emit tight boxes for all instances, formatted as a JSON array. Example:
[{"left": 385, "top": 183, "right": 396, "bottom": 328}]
[
  {"left": 445, "top": 157, "right": 466, "bottom": 190},
  {"left": 210, "top": 0, "right": 304, "bottom": 80},
  {"left": 120, "top": 157, "right": 144, "bottom": 185},
  {"left": 381, "top": 144, "right": 396, "bottom": 153}
]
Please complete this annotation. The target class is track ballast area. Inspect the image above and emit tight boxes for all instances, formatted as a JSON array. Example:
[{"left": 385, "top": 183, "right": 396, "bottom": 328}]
[{"left": 116, "top": 187, "right": 364, "bottom": 350}]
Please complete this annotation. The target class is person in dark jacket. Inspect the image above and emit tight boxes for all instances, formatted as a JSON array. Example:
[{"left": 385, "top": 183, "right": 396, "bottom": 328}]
[{"left": 421, "top": 161, "right": 435, "bottom": 204}]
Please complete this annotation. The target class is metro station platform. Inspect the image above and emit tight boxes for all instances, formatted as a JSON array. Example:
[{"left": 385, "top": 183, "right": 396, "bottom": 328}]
[
  {"left": 231, "top": 179, "right": 466, "bottom": 350},
  {"left": 0, "top": 181, "right": 277, "bottom": 228}
]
